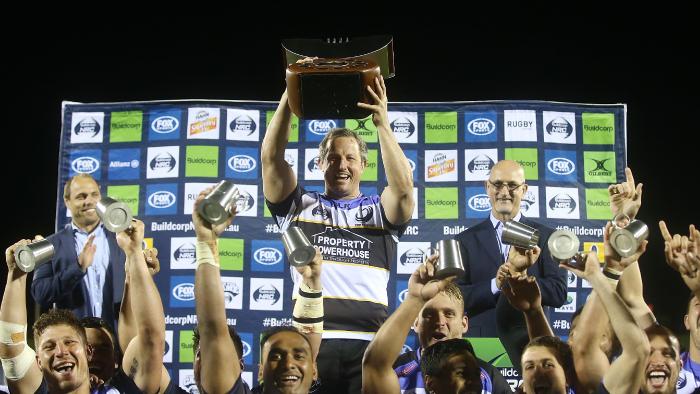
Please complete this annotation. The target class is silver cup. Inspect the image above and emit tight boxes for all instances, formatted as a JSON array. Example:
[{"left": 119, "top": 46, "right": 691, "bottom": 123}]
[
  {"left": 14, "top": 239, "right": 55, "bottom": 273},
  {"left": 282, "top": 227, "right": 316, "bottom": 267},
  {"left": 609, "top": 215, "right": 649, "bottom": 258},
  {"left": 502, "top": 221, "right": 540, "bottom": 249},
  {"left": 548, "top": 229, "right": 581, "bottom": 261},
  {"left": 198, "top": 180, "right": 240, "bottom": 225},
  {"left": 97, "top": 196, "right": 133, "bottom": 233},
  {"left": 433, "top": 239, "right": 465, "bottom": 279}
]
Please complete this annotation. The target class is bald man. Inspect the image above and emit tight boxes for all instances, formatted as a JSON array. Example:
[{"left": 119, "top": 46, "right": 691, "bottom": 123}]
[{"left": 454, "top": 160, "right": 567, "bottom": 370}]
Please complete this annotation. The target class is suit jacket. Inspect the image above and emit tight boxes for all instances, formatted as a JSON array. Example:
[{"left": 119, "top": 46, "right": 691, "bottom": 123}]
[
  {"left": 454, "top": 217, "right": 567, "bottom": 337},
  {"left": 30, "top": 225, "right": 125, "bottom": 326}
]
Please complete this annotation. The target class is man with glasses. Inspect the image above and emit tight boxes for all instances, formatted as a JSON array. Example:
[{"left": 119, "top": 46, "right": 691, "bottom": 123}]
[{"left": 454, "top": 160, "right": 567, "bottom": 370}]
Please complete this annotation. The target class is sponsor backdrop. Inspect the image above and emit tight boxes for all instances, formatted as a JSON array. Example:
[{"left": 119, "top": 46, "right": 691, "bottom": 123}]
[{"left": 59, "top": 100, "right": 625, "bottom": 390}]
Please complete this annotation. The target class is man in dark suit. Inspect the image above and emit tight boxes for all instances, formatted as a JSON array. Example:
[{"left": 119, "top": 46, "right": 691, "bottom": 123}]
[
  {"left": 454, "top": 160, "right": 567, "bottom": 369},
  {"left": 31, "top": 174, "right": 125, "bottom": 327}
]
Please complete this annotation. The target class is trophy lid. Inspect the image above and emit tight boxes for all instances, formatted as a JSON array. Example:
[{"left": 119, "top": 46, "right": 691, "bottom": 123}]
[{"left": 282, "top": 35, "right": 394, "bottom": 78}]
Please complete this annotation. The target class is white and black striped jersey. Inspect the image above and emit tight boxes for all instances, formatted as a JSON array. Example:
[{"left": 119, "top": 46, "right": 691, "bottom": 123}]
[{"left": 267, "top": 185, "right": 408, "bottom": 340}]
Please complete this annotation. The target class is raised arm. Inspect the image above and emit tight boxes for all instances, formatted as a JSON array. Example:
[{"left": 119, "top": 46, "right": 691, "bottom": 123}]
[
  {"left": 569, "top": 290, "right": 614, "bottom": 393},
  {"left": 358, "top": 76, "right": 414, "bottom": 225},
  {"left": 600, "top": 221, "right": 656, "bottom": 329},
  {"left": 660, "top": 221, "right": 700, "bottom": 291},
  {"left": 291, "top": 248, "right": 323, "bottom": 359},
  {"left": 1, "top": 239, "right": 43, "bottom": 394},
  {"left": 119, "top": 220, "right": 165, "bottom": 394},
  {"left": 562, "top": 253, "right": 649, "bottom": 394},
  {"left": 261, "top": 90, "right": 297, "bottom": 204},
  {"left": 193, "top": 188, "right": 240, "bottom": 394},
  {"left": 500, "top": 265, "right": 553, "bottom": 339},
  {"left": 507, "top": 243, "right": 567, "bottom": 308},
  {"left": 362, "top": 256, "right": 451, "bottom": 394},
  {"left": 118, "top": 248, "right": 159, "bottom": 354},
  {"left": 608, "top": 167, "right": 643, "bottom": 220}
]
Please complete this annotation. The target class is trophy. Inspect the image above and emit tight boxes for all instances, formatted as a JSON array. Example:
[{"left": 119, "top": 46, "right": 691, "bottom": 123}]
[
  {"left": 14, "top": 239, "right": 55, "bottom": 273},
  {"left": 96, "top": 197, "right": 133, "bottom": 233},
  {"left": 433, "top": 239, "right": 465, "bottom": 279},
  {"left": 198, "top": 180, "right": 240, "bottom": 225},
  {"left": 609, "top": 214, "right": 649, "bottom": 258},
  {"left": 282, "top": 35, "right": 394, "bottom": 119},
  {"left": 548, "top": 229, "right": 581, "bottom": 261},
  {"left": 281, "top": 227, "right": 316, "bottom": 267},
  {"left": 502, "top": 221, "right": 540, "bottom": 249}
]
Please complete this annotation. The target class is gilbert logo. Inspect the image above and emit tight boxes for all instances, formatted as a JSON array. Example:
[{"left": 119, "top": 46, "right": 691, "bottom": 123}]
[{"left": 588, "top": 158, "right": 612, "bottom": 176}]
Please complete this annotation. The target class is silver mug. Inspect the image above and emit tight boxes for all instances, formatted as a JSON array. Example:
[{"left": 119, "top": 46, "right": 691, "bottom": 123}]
[
  {"left": 502, "top": 221, "right": 540, "bottom": 249},
  {"left": 14, "top": 239, "right": 55, "bottom": 273},
  {"left": 609, "top": 214, "right": 649, "bottom": 258},
  {"left": 97, "top": 196, "right": 133, "bottom": 233},
  {"left": 433, "top": 239, "right": 465, "bottom": 279},
  {"left": 198, "top": 180, "right": 240, "bottom": 225},
  {"left": 548, "top": 229, "right": 581, "bottom": 261},
  {"left": 281, "top": 226, "right": 316, "bottom": 267}
]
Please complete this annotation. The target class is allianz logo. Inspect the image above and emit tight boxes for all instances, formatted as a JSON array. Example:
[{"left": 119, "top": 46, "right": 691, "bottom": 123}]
[{"left": 109, "top": 160, "right": 139, "bottom": 169}]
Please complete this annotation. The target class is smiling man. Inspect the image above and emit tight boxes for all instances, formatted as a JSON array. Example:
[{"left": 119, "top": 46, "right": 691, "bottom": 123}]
[
  {"left": 262, "top": 76, "right": 414, "bottom": 394},
  {"left": 641, "top": 325, "right": 682, "bottom": 394},
  {"left": 454, "top": 160, "right": 566, "bottom": 368},
  {"left": 256, "top": 326, "right": 317, "bottom": 394},
  {"left": 31, "top": 174, "right": 126, "bottom": 327},
  {"left": 2, "top": 221, "right": 163, "bottom": 394},
  {"left": 392, "top": 282, "right": 511, "bottom": 393}
]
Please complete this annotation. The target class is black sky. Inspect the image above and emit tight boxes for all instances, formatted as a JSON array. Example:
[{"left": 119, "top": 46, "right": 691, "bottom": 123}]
[{"left": 4, "top": 8, "right": 697, "bottom": 335}]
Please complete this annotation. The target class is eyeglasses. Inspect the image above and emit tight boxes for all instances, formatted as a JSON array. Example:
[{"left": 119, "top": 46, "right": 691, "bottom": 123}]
[{"left": 488, "top": 180, "right": 524, "bottom": 192}]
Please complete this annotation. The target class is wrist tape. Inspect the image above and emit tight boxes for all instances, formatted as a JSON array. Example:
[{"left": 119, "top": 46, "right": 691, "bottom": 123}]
[
  {"left": 1, "top": 345, "right": 35, "bottom": 380},
  {"left": 292, "top": 283, "right": 323, "bottom": 334},
  {"left": 196, "top": 241, "right": 219, "bottom": 268},
  {"left": 0, "top": 320, "right": 25, "bottom": 345},
  {"left": 603, "top": 267, "right": 622, "bottom": 288}
]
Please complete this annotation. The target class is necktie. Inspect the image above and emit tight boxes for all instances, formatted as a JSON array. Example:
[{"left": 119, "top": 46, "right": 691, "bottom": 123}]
[{"left": 494, "top": 221, "right": 508, "bottom": 263}]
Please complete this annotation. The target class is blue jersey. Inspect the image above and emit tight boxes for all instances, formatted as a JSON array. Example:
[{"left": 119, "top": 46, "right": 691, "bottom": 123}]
[{"left": 393, "top": 348, "right": 513, "bottom": 394}]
